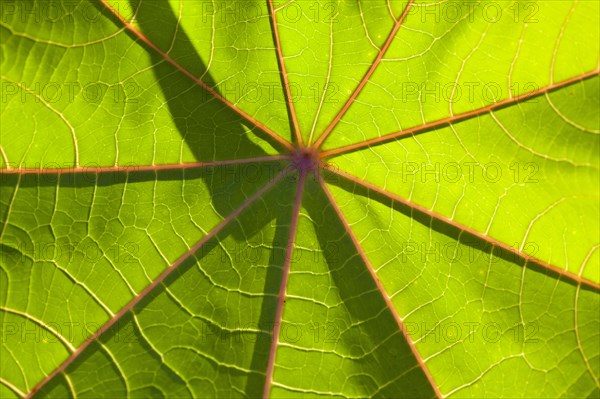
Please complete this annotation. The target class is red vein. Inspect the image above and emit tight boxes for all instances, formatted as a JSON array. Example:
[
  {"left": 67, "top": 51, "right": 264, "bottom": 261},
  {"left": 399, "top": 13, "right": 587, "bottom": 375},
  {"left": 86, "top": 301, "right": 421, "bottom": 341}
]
[
  {"left": 0, "top": 155, "right": 291, "bottom": 175},
  {"left": 319, "top": 177, "right": 443, "bottom": 399},
  {"left": 25, "top": 170, "right": 288, "bottom": 399},
  {"left": 313, "top": 0, "right": 415, "bottom": 149},
  {"left": 98, "top": 0, "right": 294, "bottom": 153},
  {"left": 329, "top": 167, "right": 600, "bottom": 291},
  {"left": 263, "top": 170, "right": 306, "bottom": 399},
  {"left": 268, "top": 0, "right": 303, "bottom": 147},
  {"left": 322, "top": 69, "right": 600, "bottom": 158}
]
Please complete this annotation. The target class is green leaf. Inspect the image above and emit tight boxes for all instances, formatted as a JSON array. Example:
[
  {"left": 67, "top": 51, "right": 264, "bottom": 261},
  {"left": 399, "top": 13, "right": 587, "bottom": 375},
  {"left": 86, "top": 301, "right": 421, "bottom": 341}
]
[{"left": 1, "top": 0, "right": 598, "bottom": 398}]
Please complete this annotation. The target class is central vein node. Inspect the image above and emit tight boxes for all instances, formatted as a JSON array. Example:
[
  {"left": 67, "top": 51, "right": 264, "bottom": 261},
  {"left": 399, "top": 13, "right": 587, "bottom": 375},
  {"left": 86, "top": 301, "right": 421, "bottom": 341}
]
[{"left": 292, "top": 147, "right": 320, "bottom": 173}]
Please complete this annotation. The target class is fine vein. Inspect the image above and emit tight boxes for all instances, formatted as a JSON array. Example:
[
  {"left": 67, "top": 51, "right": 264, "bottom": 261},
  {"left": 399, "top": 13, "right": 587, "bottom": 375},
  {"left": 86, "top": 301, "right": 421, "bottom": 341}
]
[
  {"left": 321, "top": 69, "right": 600, "bottom": 158},
  {"left": 98, "top": 0, "right": 294, "bottom": 152},
  {"left": 263, "top": 170, "right": 307, "bottom": 398},
  {"left": 319, "top": 177, "right": 443, "bottom": 399},
  {"left": 327, "top": 167, "right": 600, "bottom": 291},
  {"left": 268, "top": 0, "right": 304, "bottom": 146},
  {"left": 25, "top": 170, "right": 288, "bottom": 398},
  {"left": 313, "top": 0, "right": 415, "bottom": 149}
]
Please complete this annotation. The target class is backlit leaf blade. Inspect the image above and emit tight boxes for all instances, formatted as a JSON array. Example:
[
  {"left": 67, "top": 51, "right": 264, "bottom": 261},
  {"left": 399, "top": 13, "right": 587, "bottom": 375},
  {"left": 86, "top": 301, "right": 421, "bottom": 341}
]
[
  {"left": 1, "top": 0, "right": 285, "bottom": 168},
  {"left": 0, "top": 0, "right": 598, "bottom": 398},
  {"left": 0, "top": 163, "right": 287, "bottom": 396},
  {"left": 318, "top": 0, "right": 600, "bottom": 149},
  {"left": 327, "top": 77, "right": 600, "bottom": 281},
  {"left": 267, "top": 177, "right": 437, "bottom": 398},
  {"left": 271, "top": 0, "right": 411, "bottom": 144},
  {"left": 33, "top": 175, "right": 297, "bottom": 398},
  {"left": 324, "top": 176, "right": 600, "bottom": 398}
]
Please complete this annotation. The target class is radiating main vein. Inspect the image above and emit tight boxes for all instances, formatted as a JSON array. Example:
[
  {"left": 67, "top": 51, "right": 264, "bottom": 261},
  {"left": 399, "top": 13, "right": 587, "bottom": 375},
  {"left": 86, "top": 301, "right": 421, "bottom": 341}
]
[
  {"left": 0, "top": 155, "right": 291, "bottom": 175},
  {"left": 262, "top": 170, "right": 307, "bottom": 399},
  {"left": 98, "top": 0, "right": 294, "bottom": 153},
  {"left": 313, "top": 0, "right": 415, "bottom": 149},
  {"left": 326, "top": 167, "right": 600, "bottom": 291},
  {"left": 318, "top": 176, "right": 443, "bottom": 399},
  {"left": 268, "top": 0, "right": 304, "bottom": 147},
  {"left": 24, "top": 169, "right": 289, "bottom": 398},
  {"left": 321, "top": 69, "right": 600, "bottom": 158}
]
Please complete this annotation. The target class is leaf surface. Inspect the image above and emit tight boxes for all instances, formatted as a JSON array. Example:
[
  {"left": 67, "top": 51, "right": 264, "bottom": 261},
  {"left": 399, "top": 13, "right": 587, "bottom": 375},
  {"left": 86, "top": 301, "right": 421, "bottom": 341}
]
[{"left": 1, "top": 1, "right": 599, "bottom": 398}]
